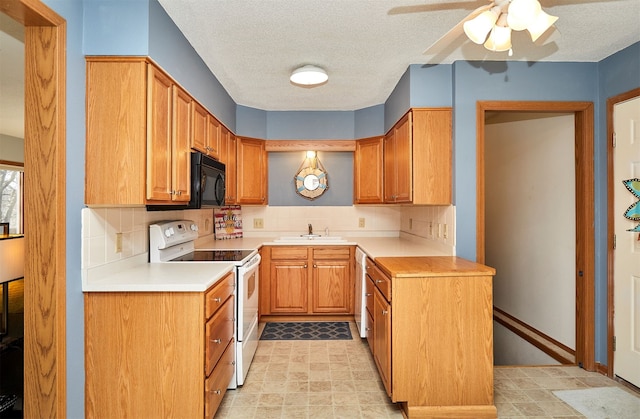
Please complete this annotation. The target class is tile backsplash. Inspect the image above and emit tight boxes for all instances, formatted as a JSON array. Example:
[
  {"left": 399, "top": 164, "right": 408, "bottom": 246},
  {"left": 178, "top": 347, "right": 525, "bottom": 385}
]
[{"left": 81, "top": 205, "right": 455, "bottom": 270}]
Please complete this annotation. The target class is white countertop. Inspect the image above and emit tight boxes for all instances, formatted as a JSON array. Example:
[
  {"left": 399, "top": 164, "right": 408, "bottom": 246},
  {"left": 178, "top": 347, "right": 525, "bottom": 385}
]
[
  {"left": 83, "top": 233, "right": 452, "bottom": 293},
  {"left": 195, "top": 233, "right": 452, "bottom": 259},
  {"left": 82, "top": 254, "right": 235, "bottom": 292}
]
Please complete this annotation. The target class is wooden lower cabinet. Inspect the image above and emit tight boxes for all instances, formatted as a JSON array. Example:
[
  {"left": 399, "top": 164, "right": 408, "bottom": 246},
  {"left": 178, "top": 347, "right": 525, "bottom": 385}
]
[
  {"left": 261, "top": 246, "right": 354, "bottom": 316},
  {"left": 84, "top": 272, "right": 235, "bottom": 418},
  {"left": 367, "top": 257, "right": 497, "bottom": 418}
]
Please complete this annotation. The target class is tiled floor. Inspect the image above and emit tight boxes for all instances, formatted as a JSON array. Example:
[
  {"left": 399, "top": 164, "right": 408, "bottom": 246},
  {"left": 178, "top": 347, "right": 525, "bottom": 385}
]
[{"left": 215, "top": 323, "right": 638, "bottom": 418}]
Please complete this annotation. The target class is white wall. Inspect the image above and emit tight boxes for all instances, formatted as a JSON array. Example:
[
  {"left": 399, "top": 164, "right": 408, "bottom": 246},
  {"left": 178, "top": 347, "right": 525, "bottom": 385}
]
[{"left": 485, "top": 113, "right": 576, "bottom": 350}]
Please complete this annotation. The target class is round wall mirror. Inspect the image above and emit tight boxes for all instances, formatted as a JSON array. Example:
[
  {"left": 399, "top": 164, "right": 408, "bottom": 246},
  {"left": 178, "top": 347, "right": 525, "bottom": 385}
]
[
  {"left": 295, "top": 165, "right": 328, "bottom": 200},
  {"left": 303, "top": 174, "right": 320, "bottom": 191}
]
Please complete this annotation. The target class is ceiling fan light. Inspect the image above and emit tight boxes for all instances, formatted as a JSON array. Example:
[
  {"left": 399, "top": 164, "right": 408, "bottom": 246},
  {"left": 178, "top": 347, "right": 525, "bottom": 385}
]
[
  {"left": 463, "top": 10, "right": 499, "bottom": 44},
  {"left": 507, "top": 0, "right": 542, "bottom": 31},
  {"left": 527, "top": 10, "right": 559, "bottom": 42},
  {"left": 484, "top": 25, "right": 512, "bottom": 52},
  {"left": 290, "top": 65, "right": 328, "bottom": 86}
]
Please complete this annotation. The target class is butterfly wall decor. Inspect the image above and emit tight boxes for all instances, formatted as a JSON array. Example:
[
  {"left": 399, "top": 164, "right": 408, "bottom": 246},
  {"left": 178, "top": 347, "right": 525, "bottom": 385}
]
[{"left": 622, "top": 178, "right": 640, "bottom": 232}]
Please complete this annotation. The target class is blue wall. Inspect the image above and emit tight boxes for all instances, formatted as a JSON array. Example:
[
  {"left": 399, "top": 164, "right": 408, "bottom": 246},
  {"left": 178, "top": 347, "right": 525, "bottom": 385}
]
[{"left": 35, "top": 0, "right": 640, "bottom": 411}]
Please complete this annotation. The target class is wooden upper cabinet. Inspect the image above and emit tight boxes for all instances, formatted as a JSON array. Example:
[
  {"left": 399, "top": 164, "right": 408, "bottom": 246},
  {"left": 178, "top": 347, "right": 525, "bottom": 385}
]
[
  {"left": 383, "top": 108, "right": 452, "bottom": 205},
  {"left": 354, "top": 136, "right": 384, "bottom": 204},
  {"left": 86, "top": 57, "right": 197, "bottom": 206},
  {"left": 146, "top": 65, "right": 173, "bottom": 202},
  {"left": 220, "top": 128, "right": 238, "bottom": 204},
  {"left": 192, "top": 101, "right": 208, "bottom": 154},
  {"left": 171, "top": 85, "right": 192, "bottom": 202},
  {"left": 86, "top": 58, "right": 147, "bottom": 205},
  {"left": 206, "top": 115, "right": 221, "bottom": 159},
  {"left": 236, "top": 137, "right": 267, "bottom": 205}
]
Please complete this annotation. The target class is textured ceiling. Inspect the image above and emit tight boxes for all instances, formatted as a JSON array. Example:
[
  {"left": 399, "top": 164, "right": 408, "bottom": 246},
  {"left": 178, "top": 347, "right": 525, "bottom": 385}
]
[
  {"left": 1, "top": 1, "right": 640, "bottom": 139},
  {"left": 157, "top": 0, "right": 640, "bottom": 111}
]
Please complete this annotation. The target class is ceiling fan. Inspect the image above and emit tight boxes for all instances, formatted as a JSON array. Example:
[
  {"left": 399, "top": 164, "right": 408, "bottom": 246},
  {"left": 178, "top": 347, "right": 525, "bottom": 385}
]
[{"left": 423, "top": 0, "right": 559, "bottom": 57}]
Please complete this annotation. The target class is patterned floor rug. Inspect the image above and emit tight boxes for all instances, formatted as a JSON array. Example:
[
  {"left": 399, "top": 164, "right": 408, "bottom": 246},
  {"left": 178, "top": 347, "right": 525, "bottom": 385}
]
[
  {"left": 552, "top": 387, "right": 640, "bottom": 419},
  {"left": 260, "top": 322, "right": 352, "bottom": 341}
]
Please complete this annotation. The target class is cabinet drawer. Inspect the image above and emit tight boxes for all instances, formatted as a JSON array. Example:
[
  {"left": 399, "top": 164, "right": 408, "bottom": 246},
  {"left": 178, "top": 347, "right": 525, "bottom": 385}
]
[
  {"left": 205, "top": 271, "right": 235, "bottom": 320},
  {"left": 205, "top": 296, "right": 235, "bottom": 376},
  {"left": 367, "top": 262, "right": 391, "bottom": 301},
  {"left": 365, "top": 275, "right": 375, "bottom": 316},
  {"left": 204, "top": 339, "right": 235, "bottom": 418},
  {"left": 312, "top": 247, "right": 350, "bottom": 260},
  {"left": 271, "top": 247, "right": 308, "bottom": 260}
]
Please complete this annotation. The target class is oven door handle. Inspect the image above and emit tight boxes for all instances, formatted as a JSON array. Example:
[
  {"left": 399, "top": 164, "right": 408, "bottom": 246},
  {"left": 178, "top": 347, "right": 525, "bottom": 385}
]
[{"left": 238, "top": 253, "right": 261, "bottom": 275}]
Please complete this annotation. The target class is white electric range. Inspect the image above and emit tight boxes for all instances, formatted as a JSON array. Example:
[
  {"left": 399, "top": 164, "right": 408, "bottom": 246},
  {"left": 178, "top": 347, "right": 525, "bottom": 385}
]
[{"left": 149, "top": 220, "right": 260, "bottom": 389}]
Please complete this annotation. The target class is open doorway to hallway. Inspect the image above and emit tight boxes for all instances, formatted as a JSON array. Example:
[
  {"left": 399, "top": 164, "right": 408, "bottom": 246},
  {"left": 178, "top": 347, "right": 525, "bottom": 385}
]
[{"left": 476, "top": 100, "right": 595, "bottom": 371}]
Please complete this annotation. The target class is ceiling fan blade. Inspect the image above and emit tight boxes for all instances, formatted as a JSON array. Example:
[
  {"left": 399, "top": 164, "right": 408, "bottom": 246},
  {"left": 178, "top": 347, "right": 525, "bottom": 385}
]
[{"left": 423, "top": 2, "right": 494, "bottom": 55}]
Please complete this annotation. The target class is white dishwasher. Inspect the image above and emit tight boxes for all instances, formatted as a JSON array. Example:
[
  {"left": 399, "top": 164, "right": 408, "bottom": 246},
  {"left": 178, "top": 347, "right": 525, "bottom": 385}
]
[{"left": 354, "top": 247, "right": 368, "bottom": 338}]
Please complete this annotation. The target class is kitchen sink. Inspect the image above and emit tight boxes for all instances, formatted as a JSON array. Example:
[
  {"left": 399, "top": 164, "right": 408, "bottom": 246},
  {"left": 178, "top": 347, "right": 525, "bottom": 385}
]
[{"left": 273, "top": 235, "right": 347, "bottom": 243}]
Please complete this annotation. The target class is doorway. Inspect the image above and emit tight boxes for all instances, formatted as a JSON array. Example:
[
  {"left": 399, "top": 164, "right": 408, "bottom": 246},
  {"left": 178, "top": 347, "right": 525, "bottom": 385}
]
[
  {"left": 0, "top": 1, "right": 66, "bottom": 417},
  {"left": 476, "top": 100, "right": 595, "bottom": 371},
  {"left": 607, "top": 87, "right": 640, "bottom": 386}
]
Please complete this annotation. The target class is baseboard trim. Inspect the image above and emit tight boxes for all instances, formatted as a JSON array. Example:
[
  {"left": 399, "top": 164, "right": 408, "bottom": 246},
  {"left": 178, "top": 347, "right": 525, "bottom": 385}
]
[{"left": 494, "top": 306, "right": 575, "bottom": 365}]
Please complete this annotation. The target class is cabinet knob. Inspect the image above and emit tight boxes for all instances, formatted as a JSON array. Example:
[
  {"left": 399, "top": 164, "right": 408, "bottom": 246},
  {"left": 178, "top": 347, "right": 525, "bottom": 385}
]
[
  {"left": 303, "top": 264, "right": 307, "bottom": 268},
  {"left": 213, "top": 389, "right": 221, "bottom": 395},
  {"left": 313, "top": 264, "right": 317, "bottom": 268},
  {"left": 382, "top": 309, "right": 388, "bottom": 315},
  {"left": 212, "top": 297, "right": 222, "bottom": 303},
  {"left": 365, "top": 327, "right": 371, "bottom": 331},
  {"left": 365, "top": 293, "right": 372, "bottom": 297},
  {"left": 211, "top": 338, "right": 222, "bottom": 344},
  {"left": 375, "top": 279, "right": 384, "bottom": 284}
]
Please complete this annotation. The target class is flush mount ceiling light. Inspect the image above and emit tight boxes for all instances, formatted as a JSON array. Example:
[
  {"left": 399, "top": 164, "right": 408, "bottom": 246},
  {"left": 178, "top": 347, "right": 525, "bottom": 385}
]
[
  {"left": 463, "top": 0, "right": 558, "bottom": 56},
  {"left": 290, "top": 65, "right": 328, "bottom": 87}
]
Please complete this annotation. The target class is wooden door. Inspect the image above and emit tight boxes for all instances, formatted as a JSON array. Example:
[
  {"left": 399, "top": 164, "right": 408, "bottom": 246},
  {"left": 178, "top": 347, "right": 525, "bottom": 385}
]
[
  {"left": 171, "top": 85, "right": 192, "bottom": 202},
  {"left": 613, "top": 96, "right": 640, "bottom": 387},
  {"left": 146, "top": 65, "right": 173, "bottom": 201},
  {"left": 394, "top": 113, "right": 412, "bottom": 203},
  {"left": 270, "top": 261, "right": 308, "bottom": 313},
  {"left": 373, "top": 289, "right": 391, "bottom": 395},
  {"left": 207, "top": 115, "right": 221, "bottom": 159},
  {"left": 354, "top": 136, "right": 384, "bottom": 204},
  {"left": 237, "top": 137, "right": 267, "bottom": 204},
  {"left": 312, "top": 260, "right": 351, "bottom": 313},
  {"left": 383, "top": 130, "right": 396, "bottom": 202},
  {"left": 192, "top": 101, "right": 208, "bottom": 154}
]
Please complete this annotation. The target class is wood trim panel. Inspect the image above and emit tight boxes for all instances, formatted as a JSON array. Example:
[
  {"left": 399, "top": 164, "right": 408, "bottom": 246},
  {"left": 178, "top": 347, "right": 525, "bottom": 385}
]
[
  {"left": 606, "top": 87, "right": 640, "bottom": 378},
  {"left": 493, "top": 306, "right": 575, "bottom": 364},
  {"left": 0, "top": 0, "right": 68, "bottom": 416},
  {"left": 476, "top": 100, "right": 595, "bottom": 372},
  {"left": 264, "top": 139, "right": 356, "bottom": 152}
]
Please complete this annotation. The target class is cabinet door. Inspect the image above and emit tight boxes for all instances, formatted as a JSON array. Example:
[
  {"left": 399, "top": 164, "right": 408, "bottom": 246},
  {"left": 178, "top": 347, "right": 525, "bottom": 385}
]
[
  {"left": 225, "top": 133, "right": 237, "bottom": 204},
  {"left": 192, "top": 101, "right": 208, "bottom": 154},
  {"left": 373, "top": 289, "right": 392, "bottom": 396},
  {"left": 146, "top": 65, "right": 173, "bottom": 201},
  {"left": 270, "top": 261, "right": 308, "bottom": 313},
  {"left": 393, "top": 114, "right": 412, "bottom": 203},
  {"left": 171, "top": 85, "right": 192, "bottom": 202},
  {"left": 312, "top": 260, "right": 351, "bottom": 313},
  {"left": 383, "top": 130, "right": 396, "bottom": 203},
  {"left": 237, "top": 137, "right": 267, "bottom": 204},
  {"left": 354, "top": 137, "right": 384, "bottom": 204},
  {"left": 207, "top": 115, "right": 221, "bottom": 159}
]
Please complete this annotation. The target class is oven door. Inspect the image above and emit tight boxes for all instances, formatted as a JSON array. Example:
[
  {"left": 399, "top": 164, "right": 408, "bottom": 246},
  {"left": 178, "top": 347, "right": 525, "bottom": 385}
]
[{"left": 237, "top": 254, "right": 260, "bottom": 341}]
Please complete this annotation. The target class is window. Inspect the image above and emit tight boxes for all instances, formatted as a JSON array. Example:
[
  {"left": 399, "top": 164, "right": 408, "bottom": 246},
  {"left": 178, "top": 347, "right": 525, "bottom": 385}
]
[{"left": 0, "top": 163, "right": 24, "bottom": 234}]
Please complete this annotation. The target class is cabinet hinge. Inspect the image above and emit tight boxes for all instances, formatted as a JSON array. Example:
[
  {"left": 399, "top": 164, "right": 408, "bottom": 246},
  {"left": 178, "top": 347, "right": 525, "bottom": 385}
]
[
  {"left": 613, "top": 234, "right": 616, "bottom": 250},
  {"left": 613, "top": 132, "right": 617, "bottom": 148},
  {"left": 613, "top": 335, "right": 616, "bottom": 352}
]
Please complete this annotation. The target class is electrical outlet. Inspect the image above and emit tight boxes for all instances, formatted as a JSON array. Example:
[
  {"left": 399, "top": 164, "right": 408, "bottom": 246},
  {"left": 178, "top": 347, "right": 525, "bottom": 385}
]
[
  {"left": 115, "top": 232, "right": 123, "bottom": 253},
  {"left": 358, "top": 218, "right": 365, "bottom": 228},
  {"left": 443, "top": 223, "right": 448, "bottom": 239},
  {"left": 409, "top": 218, "right": 413, "bottom": 230},
  {"left": 253, "top": 218, "right": 264, "bottom": 229},
  {"left": 429, "top": 222, "right": 433, "bottom": 237},
  {"left": 437, "top": 223, "right": 442, "bottom": 238}
]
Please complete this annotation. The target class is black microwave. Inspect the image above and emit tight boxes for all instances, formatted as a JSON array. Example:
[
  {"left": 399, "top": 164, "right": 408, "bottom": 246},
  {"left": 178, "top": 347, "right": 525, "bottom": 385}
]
[
  {"left": 189, "top": 152, "right": 226, "bottom": 208},
  {"left": 146, "top": 151, "right": 225, "bottom": 211}
]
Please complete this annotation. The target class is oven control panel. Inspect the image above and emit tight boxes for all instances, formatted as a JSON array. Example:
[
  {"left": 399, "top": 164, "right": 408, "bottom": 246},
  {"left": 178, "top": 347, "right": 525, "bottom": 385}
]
[{"left": 150, "top": 220, "right": 199, "bottom": 250}]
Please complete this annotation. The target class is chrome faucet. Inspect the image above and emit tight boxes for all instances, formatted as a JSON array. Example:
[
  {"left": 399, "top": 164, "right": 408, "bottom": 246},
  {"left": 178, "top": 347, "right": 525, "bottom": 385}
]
[{"left": 308, "top": 223, "right": 313, "bottom": 235}]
